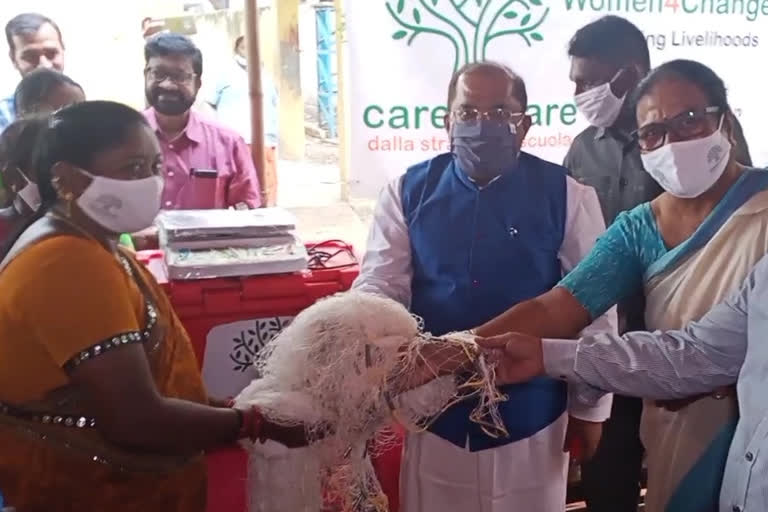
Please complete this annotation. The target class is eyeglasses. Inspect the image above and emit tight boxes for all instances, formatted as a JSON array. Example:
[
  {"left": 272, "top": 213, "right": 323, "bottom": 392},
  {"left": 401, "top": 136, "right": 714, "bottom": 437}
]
[
  {"left": 452, "top": 107, "right": 526, "bottom": 125},
  {"left": 145, "top": 68, "right": 196, "bottom": 85},
  {"left": 633, "top": 106, "right": 722, "bottom": 152}
]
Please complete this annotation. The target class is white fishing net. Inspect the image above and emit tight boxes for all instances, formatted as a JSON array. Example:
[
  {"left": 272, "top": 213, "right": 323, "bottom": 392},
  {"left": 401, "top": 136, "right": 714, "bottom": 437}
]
[{"left": 234, "top": 291, "right": 507, "bottom": 512}]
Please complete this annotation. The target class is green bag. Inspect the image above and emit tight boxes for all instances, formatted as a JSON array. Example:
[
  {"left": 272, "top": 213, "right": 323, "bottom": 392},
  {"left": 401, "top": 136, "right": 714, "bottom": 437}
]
[{"left": 118, "top": 233, "right": 135, "bottom": 250}]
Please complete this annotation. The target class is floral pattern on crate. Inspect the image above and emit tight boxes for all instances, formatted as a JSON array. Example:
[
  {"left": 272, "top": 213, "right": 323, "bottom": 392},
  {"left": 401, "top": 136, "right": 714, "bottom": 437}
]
[{"left": 230, "top": 316, "right": 293, "bottom": 372}]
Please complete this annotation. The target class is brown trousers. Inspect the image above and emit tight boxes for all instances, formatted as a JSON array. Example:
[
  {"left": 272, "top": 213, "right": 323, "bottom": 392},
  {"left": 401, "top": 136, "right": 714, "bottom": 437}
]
[{"left": 257, "top": 145, "right": 278, "bottom": 207}]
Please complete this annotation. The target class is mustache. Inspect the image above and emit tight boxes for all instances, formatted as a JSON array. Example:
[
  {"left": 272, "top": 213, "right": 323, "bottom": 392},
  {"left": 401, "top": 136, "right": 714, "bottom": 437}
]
[{"left": 150, "top": 88, "right": 185, "bottom": 99}]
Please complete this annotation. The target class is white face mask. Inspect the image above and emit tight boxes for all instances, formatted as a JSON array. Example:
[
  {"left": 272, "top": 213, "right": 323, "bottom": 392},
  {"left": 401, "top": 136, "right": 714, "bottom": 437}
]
[
  {"left": 574, "top": 81, "right": 625, "bottom": 129},
  {"left": 640, "top": 124, "right": 731, "bottom": 199},
  {"left": 235, "top": 54, "right": 247, "bottom": 68},
  {"left": 75, "top": 169, "right": 164, "bottom": 234},
  {"left": 12, "top": 170, "right": 41, "bottom": 213}
]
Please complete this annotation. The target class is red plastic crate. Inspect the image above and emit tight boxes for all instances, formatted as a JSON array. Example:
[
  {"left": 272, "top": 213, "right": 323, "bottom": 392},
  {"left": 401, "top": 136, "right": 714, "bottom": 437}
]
[
  {"left": 168, "top": 268, "right": 356, "bottom": 371},
  {"left": 136, "top": 246, "right": 358, "bottom": 376}
]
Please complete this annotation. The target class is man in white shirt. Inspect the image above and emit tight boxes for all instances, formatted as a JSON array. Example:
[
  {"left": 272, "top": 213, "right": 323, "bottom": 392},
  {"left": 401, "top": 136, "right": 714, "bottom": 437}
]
[
  {"left": 353, "top": 61, "right": 616, "bottom": 512},
  {"left": 207, "top": 35, "right": 279, "bottom": 205}
]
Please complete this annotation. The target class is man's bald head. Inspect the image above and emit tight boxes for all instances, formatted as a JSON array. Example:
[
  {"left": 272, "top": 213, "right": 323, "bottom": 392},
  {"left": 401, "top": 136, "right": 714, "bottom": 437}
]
[{"left": 446, "top": 61, "right": 527, "bottom": 111}]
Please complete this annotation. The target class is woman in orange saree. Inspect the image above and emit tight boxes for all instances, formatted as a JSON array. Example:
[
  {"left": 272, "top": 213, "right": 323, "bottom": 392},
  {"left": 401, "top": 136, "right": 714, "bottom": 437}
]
[{"left": 0, "top": 101, "right": 307, "bottom": 512}]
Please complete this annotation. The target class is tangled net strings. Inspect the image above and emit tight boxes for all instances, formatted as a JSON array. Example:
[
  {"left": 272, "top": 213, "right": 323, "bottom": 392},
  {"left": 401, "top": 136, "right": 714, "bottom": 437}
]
[{"left": 234, "top": 291, "right": 508, "bottom": 512}]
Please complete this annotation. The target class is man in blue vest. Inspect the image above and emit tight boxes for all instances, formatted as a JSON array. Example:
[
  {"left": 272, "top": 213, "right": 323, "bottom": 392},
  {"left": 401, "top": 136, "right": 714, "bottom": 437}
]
[{"left": 353, "top": 61, "right": 616, "bottom": 511}]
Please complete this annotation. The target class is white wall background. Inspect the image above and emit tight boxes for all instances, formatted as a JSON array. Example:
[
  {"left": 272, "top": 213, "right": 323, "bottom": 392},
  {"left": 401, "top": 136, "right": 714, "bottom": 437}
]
[{"left": 344, "top": 0, "right": 768, "bottom": 197}]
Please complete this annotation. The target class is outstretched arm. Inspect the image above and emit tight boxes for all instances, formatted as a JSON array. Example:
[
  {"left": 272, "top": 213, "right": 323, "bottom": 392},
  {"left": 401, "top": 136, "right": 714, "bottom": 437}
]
[
  {"left": 474, "top": 206, "right": 643, "bottom": 340},
  {"left": 483, "top": 254, "right": 763, "bottom": 400},
  {"left": 553, "top": 283, "right": 749, "bottom": 399}
]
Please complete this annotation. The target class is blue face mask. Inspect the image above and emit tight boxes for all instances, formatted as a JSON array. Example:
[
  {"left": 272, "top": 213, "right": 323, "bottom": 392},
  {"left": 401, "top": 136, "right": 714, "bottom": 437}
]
[{"left": 450, "top": 119, "right": 520, "bottom": 182}]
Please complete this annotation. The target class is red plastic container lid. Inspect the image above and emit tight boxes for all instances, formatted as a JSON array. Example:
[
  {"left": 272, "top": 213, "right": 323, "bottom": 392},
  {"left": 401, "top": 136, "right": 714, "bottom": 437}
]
[{"left": 135, "top": 240, "right": 360, "bottom": 315}]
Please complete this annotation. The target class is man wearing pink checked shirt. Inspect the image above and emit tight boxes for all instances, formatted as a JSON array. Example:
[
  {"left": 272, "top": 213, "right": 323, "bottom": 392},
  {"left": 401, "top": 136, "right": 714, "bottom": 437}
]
[{"left": 143, "top": 32, "right": 261, "bottom": 212}]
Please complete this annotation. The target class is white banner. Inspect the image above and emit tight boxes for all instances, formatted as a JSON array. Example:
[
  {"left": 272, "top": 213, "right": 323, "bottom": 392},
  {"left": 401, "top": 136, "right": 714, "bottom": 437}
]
[{"left": 344, "top": 0, "right": 767, "bottom": 197}]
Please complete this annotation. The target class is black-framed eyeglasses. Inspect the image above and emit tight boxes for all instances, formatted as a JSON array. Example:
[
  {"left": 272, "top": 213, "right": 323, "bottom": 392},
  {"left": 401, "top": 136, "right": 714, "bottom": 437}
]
[
  {"left": 633, "top": 106, "right": 722, "bottom": 152},
  {"left": 451, "top": 107, "right": 526, "bottom": 125},
  {"left": 145, "top": 68, "right": 197, "bottom": 85}
]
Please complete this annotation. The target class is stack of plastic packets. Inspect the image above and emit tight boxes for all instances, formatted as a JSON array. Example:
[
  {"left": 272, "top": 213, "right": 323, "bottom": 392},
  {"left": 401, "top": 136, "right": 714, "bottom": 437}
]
[{"left": 155, "top": 208, "right": 309, "bottom": 280}]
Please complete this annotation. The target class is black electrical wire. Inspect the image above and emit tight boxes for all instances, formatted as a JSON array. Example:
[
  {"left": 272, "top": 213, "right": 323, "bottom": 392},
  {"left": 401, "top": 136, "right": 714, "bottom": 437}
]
[{"left": 306, "top": 240, "right": 358, "bottom": 270}]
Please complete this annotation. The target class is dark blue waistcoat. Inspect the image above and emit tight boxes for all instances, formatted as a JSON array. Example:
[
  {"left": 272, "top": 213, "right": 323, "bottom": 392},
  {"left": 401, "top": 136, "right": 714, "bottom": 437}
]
[{"left": 401, "top": 152, "right": 569, "bottom": 451}]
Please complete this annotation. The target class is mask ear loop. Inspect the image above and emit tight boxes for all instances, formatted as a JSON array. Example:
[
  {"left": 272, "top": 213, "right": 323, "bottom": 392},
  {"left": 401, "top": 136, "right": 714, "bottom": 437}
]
[
  {"left": 716, "top": 111, "right": 736, "bottom": 155},
  {"left": 12, "top": 168, "right": 41, "bottom": 213},
  {"left": 717, "top": 111, "right": 726, "bottom": 131},
  {"left": 607, "top": 67, "right": 632, "bottom": 101},
  {"left": 15, "top": 167, "right": 33, "bottom": 188}
]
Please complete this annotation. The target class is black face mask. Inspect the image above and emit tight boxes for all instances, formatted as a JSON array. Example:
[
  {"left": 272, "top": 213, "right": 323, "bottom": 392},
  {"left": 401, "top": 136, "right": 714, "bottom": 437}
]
[
  {"left": 451, "top": 119, "right": 520, "bottom": 182},
  {"left": 146, "top": 87, "right": 195, "bottom": 116}
]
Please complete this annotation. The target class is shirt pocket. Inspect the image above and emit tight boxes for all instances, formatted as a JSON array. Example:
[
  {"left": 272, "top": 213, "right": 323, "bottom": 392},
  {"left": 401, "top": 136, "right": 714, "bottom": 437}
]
[{"left": 187, "top": 171, "right": 227, "bottom": 209}]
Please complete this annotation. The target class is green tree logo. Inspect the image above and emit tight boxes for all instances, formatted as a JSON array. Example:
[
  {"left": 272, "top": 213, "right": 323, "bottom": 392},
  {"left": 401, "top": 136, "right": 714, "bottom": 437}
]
[{"left": 386, "top": 0, "right": 550, "bottom": 73}]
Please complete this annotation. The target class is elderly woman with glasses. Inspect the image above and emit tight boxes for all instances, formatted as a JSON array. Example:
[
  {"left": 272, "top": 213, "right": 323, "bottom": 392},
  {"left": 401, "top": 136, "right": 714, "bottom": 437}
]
[{"left": 469, "top": 59, "right": 768, "bottom": 512}]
